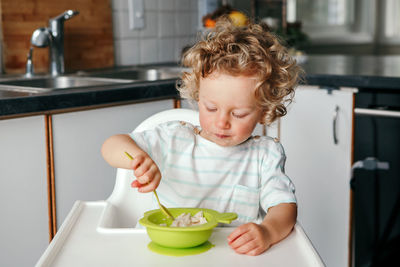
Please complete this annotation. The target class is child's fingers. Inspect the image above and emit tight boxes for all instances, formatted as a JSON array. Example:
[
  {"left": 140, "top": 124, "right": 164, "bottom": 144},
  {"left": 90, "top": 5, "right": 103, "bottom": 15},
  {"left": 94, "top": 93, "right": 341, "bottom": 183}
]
[
  {"left": 138, "top": 171, "right": 161, "bottom": 193},
  {"left": 137, "top": 183, "right": 154, "bottom": 193},
  {"left": 134, "top": 164, "right": 150, "bottom": 179},
  {"left": 229, "top": 231, "right": 255, "bottom": 250},
  {"left": 131, "top": 180, "right": 143, "bottom": 188},
  {"left": 228, "top": 223, "right": 264, "bottom": 254},
  {"left": 246, "top": 246, "right": 265, "bottom": 256},
  {"left": 135, "top": 163, "right": 157, "bottom": 184},
  {"left": 234, "top": 239, "right": 258, "bottom": 254},
  {"left": 133, "top": 157, "right": 153, "bottom": 178},
  {"left": 130, "top": 154, "right": 145, "bottom": 170},
  {"left": 128, "top": 155, "right": 161, "bottom": 193},
  {"left": 227, "top": 224, "right": 251, "bottom": 243},
  {"left": 228, "top": 223, "right": 270, "bottom": 256}
]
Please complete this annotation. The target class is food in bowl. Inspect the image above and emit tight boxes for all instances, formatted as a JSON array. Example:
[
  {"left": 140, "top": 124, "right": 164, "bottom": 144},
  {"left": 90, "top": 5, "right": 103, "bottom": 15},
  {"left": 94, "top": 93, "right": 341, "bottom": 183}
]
[{"left": 170, "top": 211, "right": 208, "bottom": 227}]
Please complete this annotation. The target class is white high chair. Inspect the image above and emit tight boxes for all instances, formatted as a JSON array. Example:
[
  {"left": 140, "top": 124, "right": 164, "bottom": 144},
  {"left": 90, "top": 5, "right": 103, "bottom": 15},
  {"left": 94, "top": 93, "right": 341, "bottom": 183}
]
[{"left": 36, "top": 108, "right": 325, "bottom": 267}]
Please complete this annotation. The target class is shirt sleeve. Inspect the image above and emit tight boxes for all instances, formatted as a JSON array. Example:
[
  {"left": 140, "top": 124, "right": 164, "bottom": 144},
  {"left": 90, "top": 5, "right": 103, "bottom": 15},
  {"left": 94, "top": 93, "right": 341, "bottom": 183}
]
[
  {"left": 128, "top": 122, "right": 174, "bottom": 172},
  {"left": 259, "top": 140, "right": 296, "bottom": 213}
]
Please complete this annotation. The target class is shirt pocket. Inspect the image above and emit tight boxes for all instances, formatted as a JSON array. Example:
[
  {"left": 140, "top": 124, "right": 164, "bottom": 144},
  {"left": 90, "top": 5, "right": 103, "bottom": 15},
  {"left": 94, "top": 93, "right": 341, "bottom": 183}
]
[{"left": 227, "top": 184, "right": 261, "bottom": 223}]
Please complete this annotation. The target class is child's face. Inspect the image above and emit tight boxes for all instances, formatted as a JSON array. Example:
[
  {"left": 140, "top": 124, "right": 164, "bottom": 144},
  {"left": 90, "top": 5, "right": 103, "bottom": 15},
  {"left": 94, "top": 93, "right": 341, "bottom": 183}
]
[{"left": 197, "top": 71, "right": 263, "bottom": 147}]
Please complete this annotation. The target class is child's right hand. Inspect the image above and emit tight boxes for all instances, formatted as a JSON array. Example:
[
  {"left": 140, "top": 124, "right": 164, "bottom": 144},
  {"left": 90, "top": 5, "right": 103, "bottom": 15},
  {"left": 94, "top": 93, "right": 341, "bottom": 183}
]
[{"left": 129, "top": 153, "right": 161, "bottom": 193}]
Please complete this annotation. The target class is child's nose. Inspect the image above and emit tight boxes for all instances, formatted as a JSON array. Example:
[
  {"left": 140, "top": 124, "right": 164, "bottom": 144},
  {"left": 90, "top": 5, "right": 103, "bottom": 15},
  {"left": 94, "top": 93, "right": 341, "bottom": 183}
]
[{"left": 215, "top": 112, "right": 230, "bottom": 129}]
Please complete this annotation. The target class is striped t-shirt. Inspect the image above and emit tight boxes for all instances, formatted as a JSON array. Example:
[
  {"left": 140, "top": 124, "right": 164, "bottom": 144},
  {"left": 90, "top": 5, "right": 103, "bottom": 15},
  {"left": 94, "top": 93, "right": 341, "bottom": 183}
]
[{"left": 129, "top": 121, "right": 296, "bottom": 225}]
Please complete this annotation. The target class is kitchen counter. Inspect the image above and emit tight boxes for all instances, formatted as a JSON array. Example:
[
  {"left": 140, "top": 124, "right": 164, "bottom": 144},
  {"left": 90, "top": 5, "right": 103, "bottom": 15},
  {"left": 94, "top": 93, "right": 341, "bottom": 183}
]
[
  {"left": 0, "top": 79, "right": 178, "bottom": 118},
  {"left": 1, "top": 55, "right": 400, "bottom": 118},
  {"left": 303, "top": 55, "right": 400, "bottom": 90}
]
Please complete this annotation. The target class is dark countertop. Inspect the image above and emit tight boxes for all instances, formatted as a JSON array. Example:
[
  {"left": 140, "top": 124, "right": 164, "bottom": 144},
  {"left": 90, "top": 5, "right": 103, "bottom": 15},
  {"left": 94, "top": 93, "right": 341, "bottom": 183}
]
[
  {"left": 0, "top": 80, "right": 179, "bottom": 118},
  {"left": 303, "top": 55, "right": 400, "bottom": 90},
  {"left": 1, "top": 55, "right": 400, "bottom": 118}
]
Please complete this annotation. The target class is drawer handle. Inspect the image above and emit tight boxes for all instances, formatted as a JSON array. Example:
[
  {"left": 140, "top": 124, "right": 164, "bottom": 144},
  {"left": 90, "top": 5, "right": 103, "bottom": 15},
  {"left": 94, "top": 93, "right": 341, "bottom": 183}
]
[
  {"left": 354, "top": 108, "right": 400, "bottom": 119},
  {"left": 333, "top": 105, "right": 339, "bottom": 145}
]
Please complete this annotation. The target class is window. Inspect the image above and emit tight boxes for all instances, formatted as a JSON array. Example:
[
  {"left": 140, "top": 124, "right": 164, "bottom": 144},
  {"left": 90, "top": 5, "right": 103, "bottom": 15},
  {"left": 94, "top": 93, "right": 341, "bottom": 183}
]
[
  {"left": 297, "top": 0, "right": 375, "bottom": 44},
  {"left": 298, "top": 0, "right": 351, "bottom": 26},
  {"left": 382, "top": 0, "right": 400, "bottom": 43}
]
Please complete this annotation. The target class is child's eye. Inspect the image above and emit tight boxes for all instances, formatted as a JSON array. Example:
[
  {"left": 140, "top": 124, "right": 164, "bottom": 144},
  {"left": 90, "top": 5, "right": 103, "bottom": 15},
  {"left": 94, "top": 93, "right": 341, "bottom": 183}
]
[
  {"left": 206, "top": 107, "right": 217, "bottom": 112},
  {"left": 232, "top": 112, "right": 248, "bottom": 118}
]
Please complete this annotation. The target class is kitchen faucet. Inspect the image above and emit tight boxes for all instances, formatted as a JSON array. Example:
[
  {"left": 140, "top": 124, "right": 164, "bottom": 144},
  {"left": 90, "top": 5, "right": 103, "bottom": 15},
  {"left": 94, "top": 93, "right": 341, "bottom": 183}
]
[{"left": 27, "top": 10, "right": 79, "bottom": 77}]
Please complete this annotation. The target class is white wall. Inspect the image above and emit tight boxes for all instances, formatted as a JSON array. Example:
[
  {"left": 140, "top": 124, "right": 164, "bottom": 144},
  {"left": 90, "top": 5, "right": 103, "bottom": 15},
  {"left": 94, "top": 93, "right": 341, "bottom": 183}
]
[{"left": 111, "top": 0, "right": 199, "bottom": 65}]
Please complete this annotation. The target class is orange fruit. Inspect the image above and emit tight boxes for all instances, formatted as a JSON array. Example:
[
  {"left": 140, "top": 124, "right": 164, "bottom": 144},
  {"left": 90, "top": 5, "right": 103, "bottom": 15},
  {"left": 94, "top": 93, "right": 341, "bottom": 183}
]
[
  {"left": 229, "top": 11, "right": 248, "bottom": 26},
  {"left": 204, "top": 18, "right": 216, "bottom": 28}
]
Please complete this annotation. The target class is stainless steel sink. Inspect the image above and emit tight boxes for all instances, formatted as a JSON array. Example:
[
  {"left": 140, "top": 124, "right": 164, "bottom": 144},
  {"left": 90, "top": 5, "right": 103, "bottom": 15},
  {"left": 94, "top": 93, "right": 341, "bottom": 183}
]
[
  {"left": 80, "top": 67, "right": 189, "bottom": 81},
  {"left": 0, "top": 66, "right": 189, "bottom": 93},
  {"left": 0, "top": 76, "right": 133, "bottom": 93}
]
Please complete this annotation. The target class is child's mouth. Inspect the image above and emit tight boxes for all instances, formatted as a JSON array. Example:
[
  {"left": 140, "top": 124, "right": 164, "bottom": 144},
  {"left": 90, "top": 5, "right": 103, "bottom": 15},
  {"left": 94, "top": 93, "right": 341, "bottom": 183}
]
[{"left": 215, "top": 133, "right": 230, "bottom": 139}]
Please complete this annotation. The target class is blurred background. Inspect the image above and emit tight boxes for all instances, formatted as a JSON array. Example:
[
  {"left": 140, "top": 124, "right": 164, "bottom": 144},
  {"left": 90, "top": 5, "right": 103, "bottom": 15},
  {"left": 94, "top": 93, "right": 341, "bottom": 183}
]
[
  {"left": 0, "top": 0, "right": 399, "bottom": 74},
  {"left": 233, "top": 0, "right": 400, "bottom": 55}
]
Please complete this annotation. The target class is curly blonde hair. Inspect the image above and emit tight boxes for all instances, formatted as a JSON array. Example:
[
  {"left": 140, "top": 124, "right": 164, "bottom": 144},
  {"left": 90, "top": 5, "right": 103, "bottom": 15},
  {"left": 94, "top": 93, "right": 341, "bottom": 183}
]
[{"left": 177, "top": 18, "right": 303, "bottom": 125}]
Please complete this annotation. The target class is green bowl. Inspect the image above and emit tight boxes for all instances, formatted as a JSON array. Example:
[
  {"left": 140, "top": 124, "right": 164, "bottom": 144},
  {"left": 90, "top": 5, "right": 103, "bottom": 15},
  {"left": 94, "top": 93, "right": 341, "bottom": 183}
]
[{"left": 139, "top": 208, "right": 237, "bottom": 248}]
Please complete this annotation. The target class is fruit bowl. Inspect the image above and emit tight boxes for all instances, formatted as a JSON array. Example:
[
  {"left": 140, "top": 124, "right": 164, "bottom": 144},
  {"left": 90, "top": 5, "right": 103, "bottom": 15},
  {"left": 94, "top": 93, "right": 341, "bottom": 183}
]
[{"left": 139, "top": 208, "right": 237, "bottom": 248}]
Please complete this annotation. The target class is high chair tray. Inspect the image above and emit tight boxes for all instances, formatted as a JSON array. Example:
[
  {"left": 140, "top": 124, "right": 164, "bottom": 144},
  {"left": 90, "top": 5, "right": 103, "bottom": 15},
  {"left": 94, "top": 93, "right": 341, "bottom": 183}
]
[{"left": 36, "top": 201, "right": 325, "bottom": 267}]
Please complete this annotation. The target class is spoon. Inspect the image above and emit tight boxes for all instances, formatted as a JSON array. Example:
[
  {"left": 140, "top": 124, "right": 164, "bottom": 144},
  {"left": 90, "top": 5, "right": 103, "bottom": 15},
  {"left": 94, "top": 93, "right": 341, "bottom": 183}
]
[{"left": 124, "top": 151, "right": 174, "bottom": 220}]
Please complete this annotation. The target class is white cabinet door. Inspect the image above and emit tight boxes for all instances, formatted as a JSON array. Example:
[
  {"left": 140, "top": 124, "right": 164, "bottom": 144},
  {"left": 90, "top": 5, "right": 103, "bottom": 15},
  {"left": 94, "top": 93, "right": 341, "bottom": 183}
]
[
  {"left": 0, "top": 116, "right": 49, "bottom": 267},
  {"left": 280, "top": 86, "right": 354, "bottom": 267},
  {"left": 52, "top": 100, "right": 173, "bottom": 227}
]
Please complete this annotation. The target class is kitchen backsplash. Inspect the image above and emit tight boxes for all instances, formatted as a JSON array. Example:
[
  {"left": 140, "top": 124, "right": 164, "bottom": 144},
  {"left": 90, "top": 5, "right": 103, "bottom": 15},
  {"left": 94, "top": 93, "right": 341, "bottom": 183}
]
[
  {"left": 0, "top": 0, "right": 199, "bottom": 74},
  {"left": 0, "top": 0, "right": 115, "bottom": 74},
  {"left": 111, "top": 0, "right": 199, "bottom": 66}
]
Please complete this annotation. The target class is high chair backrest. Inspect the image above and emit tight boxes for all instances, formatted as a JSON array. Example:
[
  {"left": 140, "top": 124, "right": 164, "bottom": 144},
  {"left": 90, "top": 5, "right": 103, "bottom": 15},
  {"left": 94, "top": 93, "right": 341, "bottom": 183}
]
[{"left": 106, "top": 108, "right": 199, "bottom": 225}]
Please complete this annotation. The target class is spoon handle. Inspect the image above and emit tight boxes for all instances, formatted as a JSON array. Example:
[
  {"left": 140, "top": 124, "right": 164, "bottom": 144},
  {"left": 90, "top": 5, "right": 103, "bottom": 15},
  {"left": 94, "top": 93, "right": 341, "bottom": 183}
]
[
  {"left": 153, "top": 190, "right": 162, "bottom": 206},
  {"left": 124, "top": 151, "right": 134, "bottom": 160},
  {"left": 153, "top": 190, "right": 175, "bottom": 219}
]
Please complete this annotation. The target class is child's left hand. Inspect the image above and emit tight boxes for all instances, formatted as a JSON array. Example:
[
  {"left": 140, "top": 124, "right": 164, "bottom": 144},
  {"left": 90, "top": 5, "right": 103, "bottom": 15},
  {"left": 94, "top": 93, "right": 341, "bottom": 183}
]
[{"left": 227, "top": 222, "right": 272, "bottom": 256}]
